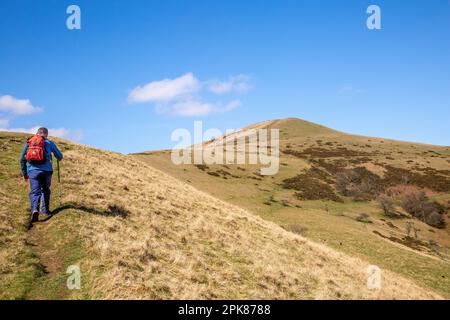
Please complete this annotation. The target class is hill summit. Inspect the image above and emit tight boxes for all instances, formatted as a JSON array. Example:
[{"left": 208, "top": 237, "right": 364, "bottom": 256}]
[{"left": 134, "top": 117, "right": 450, "bottom": 298}]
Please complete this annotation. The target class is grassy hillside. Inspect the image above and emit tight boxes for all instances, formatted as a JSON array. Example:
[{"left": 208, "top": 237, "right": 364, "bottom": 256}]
[
  {"left": 133, "top": 118, "right": 450, "bottom": 298},
  {"left": 0, "top": 131, "right": 443, "bottom": 299}
]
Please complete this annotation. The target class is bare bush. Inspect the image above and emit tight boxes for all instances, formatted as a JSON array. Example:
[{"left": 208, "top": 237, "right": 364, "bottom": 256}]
[
  {"left": 335, "top": 168, "right": 382, "bottom": 201},
  {"left": 405, "top": 221, "right": 418, "bottom": 239},
  {"left": 425, "top": 212, "right": 445, "bottom": 229},
  {"left": 401, "top": 192, "right": 446, "bottom": 229},
  {"left": 336, "top": 170, "right": 359, "bottom": 195},
  {"left": 356, "top": 213, "right": 372, "bottom": 223},
  {"left": 378, "top": 195, "right": 396, "bottom": 217}
]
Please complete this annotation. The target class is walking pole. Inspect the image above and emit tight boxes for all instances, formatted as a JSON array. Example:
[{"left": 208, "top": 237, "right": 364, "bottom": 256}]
[
  {"left": 57, "top": 160, "right": 62, "bottom": 207},
  {"left": 26, "top": 177, "right": 33, "bottom": 230}
]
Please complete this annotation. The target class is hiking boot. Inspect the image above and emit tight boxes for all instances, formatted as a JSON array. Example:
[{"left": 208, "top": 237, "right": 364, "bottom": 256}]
[{"left": 31, "top": 210, "right": 39, "bottom": 222}]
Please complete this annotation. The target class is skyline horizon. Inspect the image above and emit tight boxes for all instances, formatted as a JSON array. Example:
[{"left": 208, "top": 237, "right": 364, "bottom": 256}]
[{"left": 2, "top": 115, "right": 449, "bottom": 155}]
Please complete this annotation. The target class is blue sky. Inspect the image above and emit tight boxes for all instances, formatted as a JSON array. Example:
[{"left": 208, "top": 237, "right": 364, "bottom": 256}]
[{"left": 1, "top": 0, "right": 449, "bottom": 153}]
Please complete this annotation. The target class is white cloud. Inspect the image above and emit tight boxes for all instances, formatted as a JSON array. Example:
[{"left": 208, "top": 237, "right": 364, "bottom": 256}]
[
  {"left": 171, "top": 100, "right": 215, "bottom": 117},
  {"left": 129, "top": 73, "right": 250, "bottom": 117},
  {"left": 128, "top": 73, "right": 200, "bottom": 103},
  {"left": 0, "top": 126, "right": 83, "bottom": 141},
  {"left": 208, "top": 74, "right": 252, "bottom": 94},
  {"left": 0, "top": 95, "right": 43, "bottom": 115},
  {"left": 163, "top": 99, "right": 241, "bottom": 117},
  {"left": 0, "top": 94, "right": 82, "bottom": 141}
]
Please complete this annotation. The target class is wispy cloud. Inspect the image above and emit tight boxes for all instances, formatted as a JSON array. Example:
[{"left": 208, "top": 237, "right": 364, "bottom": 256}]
[
  {"left": 168, "top": 100, "right": 214, "bottom": 117},
  {"left": 338, "top": 85, "right": 366, "bottom": 95},
  {"left": 0, "top": 125, "right": 84, "bottom": 141},
  {"left": 207, "top": 74, "right": 252, "bottom": 94},
  {"left": 338, "top": 85, "right": 354, "bottom": 94},
  {"left": 128, "top": 73, "right": 250, "bottom": 117},
  {"left": 128, "top": 73, "right": 199, "bottom": 103},
  {"left": 0, "top": 94, "right": 82, "bottom": 141},
  {"left": 165, "top": 99, "right": 241, "bottom": 117},
  {"left": 0, "top": 95, "right": 43, "bottom": 115}
]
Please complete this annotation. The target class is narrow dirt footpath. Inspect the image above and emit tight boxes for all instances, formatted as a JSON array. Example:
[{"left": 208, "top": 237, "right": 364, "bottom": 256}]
[
  {"left": 28, "top": 221, "right": 62, "bottom": 276},
  {"left": 25, "top": 215, "right": 70, "bottom": 299}
]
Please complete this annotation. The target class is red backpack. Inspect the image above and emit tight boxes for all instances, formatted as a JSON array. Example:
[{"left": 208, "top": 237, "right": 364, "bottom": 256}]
[{"left": 25, "top": 135, "right": 46, "bottom": 163}]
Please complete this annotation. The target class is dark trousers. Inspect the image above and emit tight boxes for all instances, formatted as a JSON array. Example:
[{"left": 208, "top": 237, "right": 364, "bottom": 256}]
[{"left": 29, "top": 170, "right": 53, "bottom": 214}]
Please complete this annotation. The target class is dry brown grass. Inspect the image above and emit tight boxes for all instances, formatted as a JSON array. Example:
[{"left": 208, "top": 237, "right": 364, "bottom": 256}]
[
  {"left": 0, "top": 134, "right": 40, "bottom": 298},
  {"left": 56, "top": 145, "right": 441, "bottom": 299},
  {"left": 0, "top": 185, "right": 34, "bottom": 296},
  {"left": 131, "top": 118, "right": 450, "bottom": 298}
]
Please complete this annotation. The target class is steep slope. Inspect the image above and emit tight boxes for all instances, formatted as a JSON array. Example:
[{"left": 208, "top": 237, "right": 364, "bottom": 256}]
[
  {"left": 133, "top": 118, "right": 450, "bottom": 297},
  {"left": 0, "top": 132, "right": 442, "bottom": 299}
]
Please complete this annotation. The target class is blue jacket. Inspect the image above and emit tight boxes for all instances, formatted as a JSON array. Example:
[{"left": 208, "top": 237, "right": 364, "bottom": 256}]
[{"left": 20, "top": 138, "right": 63, "bottom": 176}]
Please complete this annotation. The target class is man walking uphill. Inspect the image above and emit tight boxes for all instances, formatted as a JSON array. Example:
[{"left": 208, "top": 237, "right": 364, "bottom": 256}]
[{"left": 20, "top": 127, "right": 63, "bottom": 222}]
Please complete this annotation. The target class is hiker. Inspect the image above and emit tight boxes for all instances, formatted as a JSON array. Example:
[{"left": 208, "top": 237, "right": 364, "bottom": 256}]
[{"left": 20, "top": 127, "right": 63, "bottom": 222}]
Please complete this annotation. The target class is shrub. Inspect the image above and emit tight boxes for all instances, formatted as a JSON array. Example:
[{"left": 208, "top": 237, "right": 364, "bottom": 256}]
[
  {"left": 356, "top": 213, "right": 372, "bottom": 223},
  {"left": 378, "top": 195, "right": 396, "bottom": 217},
  {"left": 401, "top": 192, "right": 446, "bottom": 229},
  {"left": 401, "top": 191, "right": 427, "bottom": 218},
  {"left": 335, "top": 168, "right": 382, "bottom": 201},
  {"left": 425, "top": 212, "right": 445, "bottom": 229},
  {"left": 405, "top": 221, "right": 418, "bottom": 238},
  {"left": 282, "top": 169, "right": 342, "bottom": 202}
]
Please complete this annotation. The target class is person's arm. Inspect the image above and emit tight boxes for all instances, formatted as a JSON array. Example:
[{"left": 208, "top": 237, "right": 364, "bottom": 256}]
[
  {"left": 51, "top": 141, "right": 63, "bottom": 161},
  {"left": 19, "top": 143, "right": 28, "bottom": 177}
]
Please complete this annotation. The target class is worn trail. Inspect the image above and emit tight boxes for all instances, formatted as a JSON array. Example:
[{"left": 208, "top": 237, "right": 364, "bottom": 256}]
[{"left": 25, "top": 214, "right": 68, "bottom": 299}]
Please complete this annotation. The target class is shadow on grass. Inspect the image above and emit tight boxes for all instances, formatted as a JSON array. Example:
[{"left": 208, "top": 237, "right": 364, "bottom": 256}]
[
  {"left": 51, "top": 202, "right": 130, "bottom": 219},
  {"left": 28, "top": 203, "right": 129, "bottom": 229}
]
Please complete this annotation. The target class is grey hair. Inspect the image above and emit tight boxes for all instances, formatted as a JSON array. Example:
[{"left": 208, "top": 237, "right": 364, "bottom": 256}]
[{"left": 37, "top": 127, "right": 49, "bottom": 136}]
